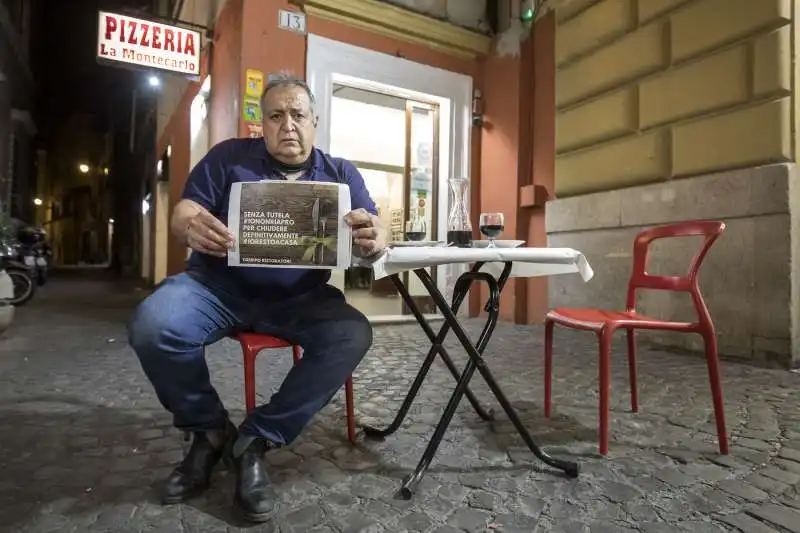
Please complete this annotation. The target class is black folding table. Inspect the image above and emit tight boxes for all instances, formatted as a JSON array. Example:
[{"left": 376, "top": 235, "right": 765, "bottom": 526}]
[{"left": 362, "top": 258, "right": 581, "bottom": 499}]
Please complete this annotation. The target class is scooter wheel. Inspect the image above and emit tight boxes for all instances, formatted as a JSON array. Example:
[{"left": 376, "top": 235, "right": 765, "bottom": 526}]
[{"left": 7, "top": 269, "right": 35, "bottom": 306}]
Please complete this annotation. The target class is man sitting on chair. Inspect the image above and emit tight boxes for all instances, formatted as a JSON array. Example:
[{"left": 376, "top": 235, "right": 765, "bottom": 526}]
[{"left": 128, "top": 73, "right": 387, "bottom": 522}]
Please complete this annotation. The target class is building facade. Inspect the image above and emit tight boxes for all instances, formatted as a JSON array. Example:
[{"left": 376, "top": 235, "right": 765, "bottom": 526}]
[
  {"left": 0, "top": 0, "right": 39, "bottom": 222},
  {"left": 147, "top": 0, "right": 540, "bottom": 316},
  {"left": 145, "top": 0, "right": 800, "bottom": 367},
  {"left": 33, "top": 114, "right": 113, "bottom": 266}
]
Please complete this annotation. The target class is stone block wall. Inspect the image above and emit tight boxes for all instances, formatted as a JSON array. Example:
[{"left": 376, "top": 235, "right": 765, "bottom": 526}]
[
  {"left": 547, "top": 164, "right": 799, "bottom": 367},
  {"left": 548, "top": 0, "right": 799, "bottom": 367},
  {"left": 554, "top": 0, "right": 793, "bottom": 195}
]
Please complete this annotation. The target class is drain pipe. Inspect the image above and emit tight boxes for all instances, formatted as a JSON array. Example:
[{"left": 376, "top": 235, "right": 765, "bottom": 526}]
[
  {"left": 496, "top": 0, "right": 524, "bottom": 56},
  {"left": 173, "top": 0, "right": 186, "bottom": 22}
]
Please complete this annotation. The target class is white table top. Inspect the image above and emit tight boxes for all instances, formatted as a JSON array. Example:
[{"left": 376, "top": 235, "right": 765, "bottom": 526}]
[{"left": 368, "top": 246, "right": 594, "bottom": 282}]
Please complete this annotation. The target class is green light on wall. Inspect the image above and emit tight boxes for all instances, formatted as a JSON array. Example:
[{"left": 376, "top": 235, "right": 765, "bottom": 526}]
[{"left": 521, "top": 7, "right": 535, "bottom": 22}]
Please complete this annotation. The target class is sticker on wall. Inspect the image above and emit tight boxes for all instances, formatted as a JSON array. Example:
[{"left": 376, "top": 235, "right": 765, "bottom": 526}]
[
  {"left": 247, "top": 123, "right": 263, "bottom": 138},
  {"left": 245, "top": 69, "right": 264, "bottom": 98},
  {"left": 242, "top": 97, "right": 262, "bottom": 123},
  {"left": 416, "top": 142, "right": 433, "bottom": 167},
  {"left": 411, "top": 170, "right": 432, "bottom": 192}
]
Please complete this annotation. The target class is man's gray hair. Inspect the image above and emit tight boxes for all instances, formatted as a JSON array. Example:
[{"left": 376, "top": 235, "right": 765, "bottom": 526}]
[{"left": 261, "top": 71, "right": 316, "bottom": 113}]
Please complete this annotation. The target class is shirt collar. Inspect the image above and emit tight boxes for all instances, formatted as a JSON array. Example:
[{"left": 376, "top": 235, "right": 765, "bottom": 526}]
[{"left": 249, "top": 138, "right": 323, "bottom": 171}]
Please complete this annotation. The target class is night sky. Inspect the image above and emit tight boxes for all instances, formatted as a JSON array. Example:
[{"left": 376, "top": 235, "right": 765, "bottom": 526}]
[{"left": 34, "top": 0, "right": 150, "bottom": 141}]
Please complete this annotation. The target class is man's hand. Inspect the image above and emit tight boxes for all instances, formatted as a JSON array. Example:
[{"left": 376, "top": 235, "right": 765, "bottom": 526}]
[
  {"left": 185, "top": 206, "right": 235, "bottom": 258},
  {"left": 345, "top": 208, "right": 387, "bottom": 257}
]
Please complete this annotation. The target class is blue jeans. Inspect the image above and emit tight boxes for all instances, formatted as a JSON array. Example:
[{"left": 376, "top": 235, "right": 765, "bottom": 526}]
[{"left": 128, "top": 272, "right": 372, "bottom": 445}]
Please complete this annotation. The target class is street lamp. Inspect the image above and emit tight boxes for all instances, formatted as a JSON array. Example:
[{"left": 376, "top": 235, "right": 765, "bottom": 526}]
[
  {"left": 33, "top": 198, "right": 42, "bottom": 206},
  {"left": 130, "top": 75, "right": 162, "bottom": 154},
  {"left": 78, "top": 163, "right": 90, "bottom": 174}
]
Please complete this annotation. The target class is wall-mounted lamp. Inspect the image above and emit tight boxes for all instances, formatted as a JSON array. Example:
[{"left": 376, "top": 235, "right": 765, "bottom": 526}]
[
  {"left": 33, "top": 197, "right": 42, "bottom": 206},
  {"left": 78, "top": 163, "right": 90, "bottom": 174},
  {"left": 521, "top": 0, "right": 537, "bottom": 22}
]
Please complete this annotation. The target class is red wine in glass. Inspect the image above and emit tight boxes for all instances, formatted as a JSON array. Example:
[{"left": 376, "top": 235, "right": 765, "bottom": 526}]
[
  {"left": 480, "top": 224, "right": 504, "bottom": 238},
  {"left": 405, "top": 219, "right": 427, "bottom": 242},
  {"left": 479, "top": 212, "right": 504, "bottom": 247}
]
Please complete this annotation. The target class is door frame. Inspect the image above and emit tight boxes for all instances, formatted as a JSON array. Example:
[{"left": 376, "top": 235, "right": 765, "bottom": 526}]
[
  {"left": 306, "top": 34, "right": 473, "bottom": 294},
  {"left": 402, "top": 99, "right": 440, "bottom": 315}
]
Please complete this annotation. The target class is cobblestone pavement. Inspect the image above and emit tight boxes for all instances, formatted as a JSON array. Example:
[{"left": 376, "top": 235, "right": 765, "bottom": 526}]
[{"left": 1, "top": 277, "right": 800, "bottom": 533}]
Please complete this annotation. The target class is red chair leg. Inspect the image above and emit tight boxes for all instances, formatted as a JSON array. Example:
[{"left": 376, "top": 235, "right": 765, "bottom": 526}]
[
  {"left": 626, "top": 328, "right": 638, "bottom": 413},
  {"left": 292, "top": 345, "right": 302, "bottom": 364},
  {"left": 243, "top": 346, "right": 258, "bottom": 414},
  {"left": 544, "top": 319, "right": 554, "bottom": 418},
  {"left": 702, "top": 331, "right": 729, "bottom": 454},
  {"left": 598, "top": 330, "right": 612, "bottom": 456},
  {"left": 345, "top": 377, "right": 356, "bottom": 445}
]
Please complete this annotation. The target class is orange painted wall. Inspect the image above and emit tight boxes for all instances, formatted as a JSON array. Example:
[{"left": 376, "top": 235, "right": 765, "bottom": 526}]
[
  {"left": 477, "top": 52, "right": 521, "bottom": 321},
  {"left": 209, "top": 0, "right": 243, "bottom": 145},
  {"left": 237, "top": 0, "right": 306, "bottom": 138},
  {"left": 471, "top": 14, "right": 556, "bottom": 323},
  {"left": 309, "top": 17, "right": 479, "bottom": 79},
  {"left": 524, "top": 14, "right": 556, "bottom": 324},
  {"left": 158, "top": 0, "right": 243, "bottom": 276}
]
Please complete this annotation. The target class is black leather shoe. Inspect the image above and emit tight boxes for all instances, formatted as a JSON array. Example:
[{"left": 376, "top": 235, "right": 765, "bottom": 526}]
[
  {"left": 234, "top": 437, "right": 278, "bottom": 522},
  {"left": 162, "top": 421, "right": 237, "bottom": 505}
]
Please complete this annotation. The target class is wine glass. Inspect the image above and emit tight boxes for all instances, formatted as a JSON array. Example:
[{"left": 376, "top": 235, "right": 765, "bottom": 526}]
[
  {"left": 479, "top": 212, "right": 504, "bottom": 247},
  {"left": 405, "top": 218, "right": 427, "bottom": 242}
]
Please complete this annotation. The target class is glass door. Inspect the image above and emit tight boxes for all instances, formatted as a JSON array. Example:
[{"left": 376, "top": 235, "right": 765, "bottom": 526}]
[
  {"left": 330, "top": 84, "right": 405, "bottom": 316},
  {"left": 328, "top": 84, "right": 441, "bottom": 317},
  {"left": 402, "top": 100, "right": 440, "bottom": 315}
]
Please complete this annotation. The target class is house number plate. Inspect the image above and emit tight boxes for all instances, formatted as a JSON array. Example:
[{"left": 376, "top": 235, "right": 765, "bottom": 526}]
[{"left": 278, "top": 9, "right": 307, "bottom": 35}]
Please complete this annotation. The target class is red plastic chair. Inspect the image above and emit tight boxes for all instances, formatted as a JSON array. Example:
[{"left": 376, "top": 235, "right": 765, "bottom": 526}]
[
  {"left": 543, "top": 221, "right": 728, "bottom": 456},
  {"left": 233, "top": 332, "right": 357, "bottom": 445}
]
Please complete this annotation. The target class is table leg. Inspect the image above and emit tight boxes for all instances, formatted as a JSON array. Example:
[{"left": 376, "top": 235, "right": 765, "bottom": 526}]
[
  {"left": 399, "top": 265, "right": 579, "bottom": 499},
  {"left": 362, "top": 269, "right": 493, "bottom": 441}
]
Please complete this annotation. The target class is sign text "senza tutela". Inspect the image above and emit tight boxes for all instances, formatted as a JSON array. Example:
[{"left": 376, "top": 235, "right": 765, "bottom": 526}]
[{"left": 97, "top": 11, "right": 201, "bottom": 76}]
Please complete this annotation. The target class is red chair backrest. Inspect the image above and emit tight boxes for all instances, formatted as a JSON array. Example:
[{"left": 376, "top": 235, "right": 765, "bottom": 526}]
[{"left": 625, "top": 220, "right": 725, "bottom": 323}]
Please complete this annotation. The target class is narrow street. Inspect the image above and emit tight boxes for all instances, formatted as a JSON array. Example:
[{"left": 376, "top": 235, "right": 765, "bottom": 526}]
[{"left": 1, "top": 274, "right": 800, "bottom": 533}]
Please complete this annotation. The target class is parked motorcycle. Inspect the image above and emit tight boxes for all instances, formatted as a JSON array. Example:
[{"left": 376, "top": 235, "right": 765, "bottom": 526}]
[
  {"left": 0, "top": 239, "right": 36, "bottom": 306},
  {"left": 13, "top": 222, "right": 50, "bottom": 287}
]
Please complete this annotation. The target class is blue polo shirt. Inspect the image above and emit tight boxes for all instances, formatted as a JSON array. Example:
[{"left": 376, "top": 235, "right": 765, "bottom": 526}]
[{"left": 182, "top": 137, "right": 377, "bottom": 299}]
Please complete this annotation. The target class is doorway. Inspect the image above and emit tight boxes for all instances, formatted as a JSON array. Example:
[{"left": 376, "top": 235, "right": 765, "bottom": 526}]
[
  {"left": 306, "top": 34, "right": 473, "bottom": 319},
  {"left": 329, "top": 85, "right": 440, "bottom": 317}
]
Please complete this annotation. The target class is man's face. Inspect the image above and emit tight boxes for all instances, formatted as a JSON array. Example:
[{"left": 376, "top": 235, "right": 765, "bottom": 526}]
[{"left": 262, "top": 85, "right": 317, "bottom": 164}]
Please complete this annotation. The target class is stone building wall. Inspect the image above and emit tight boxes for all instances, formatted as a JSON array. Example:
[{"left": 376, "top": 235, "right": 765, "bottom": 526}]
[{"left": 549, "top": 0, "right": 799, "bottom": 367}]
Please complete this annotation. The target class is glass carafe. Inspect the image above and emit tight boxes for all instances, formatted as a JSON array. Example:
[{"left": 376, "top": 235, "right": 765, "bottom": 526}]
[{"left": 447, "top": 176, "right": 472, "bottom": 248}]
